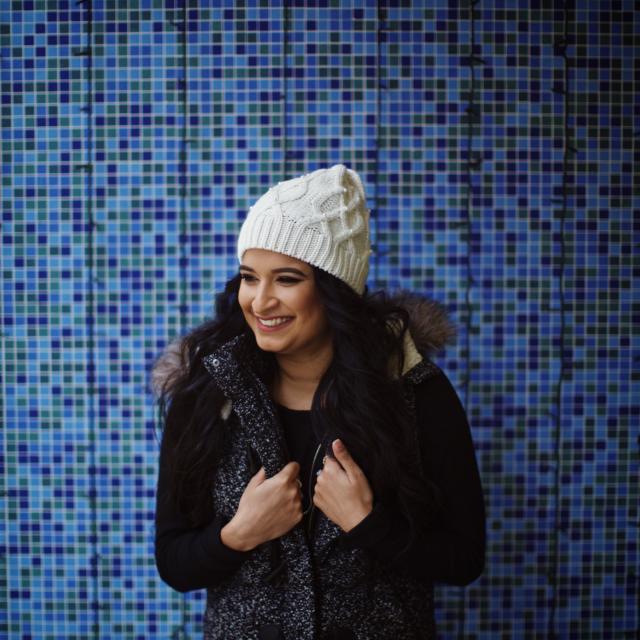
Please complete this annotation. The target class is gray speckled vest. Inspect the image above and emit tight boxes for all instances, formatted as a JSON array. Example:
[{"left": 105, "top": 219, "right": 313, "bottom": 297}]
[{"left": 201, "top": 333, "right": 440, "bottom": 640}]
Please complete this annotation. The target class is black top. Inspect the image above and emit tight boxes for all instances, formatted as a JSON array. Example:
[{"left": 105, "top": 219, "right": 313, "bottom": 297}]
[
  {"left": 155, "top": 369, "right": 486, "bottom": 592},
  {"left": 276, "top": 404, "right": 322, "bottom": 515}
]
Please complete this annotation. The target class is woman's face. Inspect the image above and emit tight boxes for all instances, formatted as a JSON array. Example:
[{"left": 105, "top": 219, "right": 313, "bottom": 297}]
[{"left": 238, "top": 249, "right": 332, "bottom": 358}]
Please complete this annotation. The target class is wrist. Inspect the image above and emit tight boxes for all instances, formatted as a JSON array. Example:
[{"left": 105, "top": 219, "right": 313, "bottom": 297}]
[
  {"left": 220, "top": 519, "right": 255, "bottom": 552},
  {"left": 343, "top": 505, "right": 373, "bottom": 533}
]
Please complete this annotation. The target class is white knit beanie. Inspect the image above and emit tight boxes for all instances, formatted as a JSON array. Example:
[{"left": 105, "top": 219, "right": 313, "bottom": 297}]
[{"left": 237, "top": 164, "right": 371, "bottom": 295}]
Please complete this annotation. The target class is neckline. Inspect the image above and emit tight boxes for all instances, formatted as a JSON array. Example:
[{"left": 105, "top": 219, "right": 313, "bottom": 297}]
[{"left": 276, "top": 402, "right": 312, "bottom": 414}]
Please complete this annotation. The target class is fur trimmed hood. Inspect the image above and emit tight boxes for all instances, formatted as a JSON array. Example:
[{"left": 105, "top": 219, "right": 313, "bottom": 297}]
[
  {"left": 150, "top": 292, "right": 456, "bottom": 397},
  {"left": 393, "top": 291, "right": 457, "bottom": 366}
]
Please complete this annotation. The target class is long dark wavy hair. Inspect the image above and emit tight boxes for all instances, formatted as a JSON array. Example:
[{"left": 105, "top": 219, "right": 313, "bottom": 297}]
[{"left": 156, "top": 268, "right": 442, "bottom": 555}]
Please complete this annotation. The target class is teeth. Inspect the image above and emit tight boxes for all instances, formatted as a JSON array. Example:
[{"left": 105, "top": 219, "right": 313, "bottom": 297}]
[{"left": 258, "top": 317, "right": 291, "bottom": 327}]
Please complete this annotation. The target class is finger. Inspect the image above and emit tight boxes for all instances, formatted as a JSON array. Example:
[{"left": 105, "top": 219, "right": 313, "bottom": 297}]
[
  {"left": 322, "top": 456, "right": 341, "bottom": 473},
  {"left": 249, "top": 466, "right": 266, "bottom": 485},
  {"left": 331, "top": 439, "right": 360, "bottom": 480},
  {"left": 280, "top": 461, "right": 300, "bottom": 480}
]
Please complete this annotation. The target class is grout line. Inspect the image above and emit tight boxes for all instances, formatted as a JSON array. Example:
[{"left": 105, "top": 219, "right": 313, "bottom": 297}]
[{"left": 548, "top": 2, "right": 574, "bottom": 637}]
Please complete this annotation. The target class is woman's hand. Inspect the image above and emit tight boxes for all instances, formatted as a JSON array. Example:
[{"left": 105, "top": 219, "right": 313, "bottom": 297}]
[
  {"left": 221, "top": 461, "right": 303, "bottom": 551},
  {"left": 313, "top": 439, "right": 374, "bottom": 532}
]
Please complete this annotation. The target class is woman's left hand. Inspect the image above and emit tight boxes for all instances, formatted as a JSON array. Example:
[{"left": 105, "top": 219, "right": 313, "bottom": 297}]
[{"left": 312, "top": 439, "right": 374, "bottom": 532}]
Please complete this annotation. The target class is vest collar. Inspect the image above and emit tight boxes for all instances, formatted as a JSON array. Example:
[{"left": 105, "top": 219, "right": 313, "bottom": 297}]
[{"left": 203, "top": 334, "right": 290, "bottom": 478}]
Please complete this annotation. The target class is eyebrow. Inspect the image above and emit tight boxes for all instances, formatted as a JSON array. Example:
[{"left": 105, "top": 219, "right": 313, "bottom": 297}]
[{"left": 239, "top": 265, "right": 309, "bottom": 277}]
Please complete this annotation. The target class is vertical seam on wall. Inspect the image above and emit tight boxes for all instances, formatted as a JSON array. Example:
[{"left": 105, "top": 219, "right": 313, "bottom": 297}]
[
  {"left": 282, "top": 0, "right": 289, "bottom": 179},
  {"left": 168, "top": 3, "right": 190, "bottom": 636},
  {"left": 462, "top": 0, "right": 484, "bottom": 411},
  {"left": 181, "top": 3, "right": 190, "bottom": 633},
  {"left": 75, "top": 0, "right": 98, "bottom": 635},
  {"left": 548, "top": 3, "right": 574, "bottom": 637},
  {"left": 374, "top": 0, "right": 383, "bottom": 288},
  {"left": 178, "top": 2, "right": 188, "bottom": 335},
  {"left": 0, "top": 28, "right": 5, "bottom": 617},
  {"left": 461, "top": 0, "right": 485, "bottom": 634}
]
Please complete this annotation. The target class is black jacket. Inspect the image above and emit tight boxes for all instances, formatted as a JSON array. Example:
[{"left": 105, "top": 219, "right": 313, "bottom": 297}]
[{"left": 153, "top": 294, "right": 485, "bottom": 639}]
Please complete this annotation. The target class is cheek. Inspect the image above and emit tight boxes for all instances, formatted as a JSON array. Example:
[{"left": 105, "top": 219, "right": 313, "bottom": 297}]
[
  {"left": 302, "top": 297, "right": 329, "bottom": 335},
  {"left": 311, "top": 308, "right": 329, "bottom": 334},
  {"left": 237, "top": 286, "right": 252, "bottom": 318}
]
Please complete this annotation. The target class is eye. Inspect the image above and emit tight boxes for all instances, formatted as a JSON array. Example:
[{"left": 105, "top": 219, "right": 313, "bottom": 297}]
[
  {"left": 277, "top": 276, "right": 302, "bottom": 285},
  {"left": 239, "top": 273, "right": 257, "bottom": 282}
]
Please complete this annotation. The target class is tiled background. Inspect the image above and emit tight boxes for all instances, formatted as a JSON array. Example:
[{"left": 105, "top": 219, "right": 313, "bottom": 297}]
[{"left": 1, "top": 1, "right": 638, "bottom": 638}]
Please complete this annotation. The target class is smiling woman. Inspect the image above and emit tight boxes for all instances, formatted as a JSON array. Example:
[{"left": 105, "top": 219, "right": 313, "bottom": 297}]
[
  {"left": 152, "top": 164, "right": 485, "bottom": 640},
  {"left": 239, "top": 250, "right": 330, "bottom": 351},
  {"left": 238, "top": 249, "right": 334, "bottom": 411}
]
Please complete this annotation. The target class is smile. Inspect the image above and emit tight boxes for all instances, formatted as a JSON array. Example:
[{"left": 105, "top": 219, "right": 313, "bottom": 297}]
[{"left": 255, "top": 316, "right": 294, "bottom": 331}]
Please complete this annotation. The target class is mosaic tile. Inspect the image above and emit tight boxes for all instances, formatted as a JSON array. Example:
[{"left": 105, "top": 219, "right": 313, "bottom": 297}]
[{"left": 1, "top": 0, "right": 638, "bottom": 638}]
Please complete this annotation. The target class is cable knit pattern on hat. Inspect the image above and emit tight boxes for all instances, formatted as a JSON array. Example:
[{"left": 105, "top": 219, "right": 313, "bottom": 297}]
[{"left": 237, "top": 164, "right": 372, "bottom": 294}]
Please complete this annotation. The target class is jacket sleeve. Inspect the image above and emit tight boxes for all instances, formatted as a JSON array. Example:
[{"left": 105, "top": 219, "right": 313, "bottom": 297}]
[
  {"left": 154, "top": 429, "right": 253, "bottom": 592},
  {"left": 338, "top": 368, "right": 486, "bottom": 586}
]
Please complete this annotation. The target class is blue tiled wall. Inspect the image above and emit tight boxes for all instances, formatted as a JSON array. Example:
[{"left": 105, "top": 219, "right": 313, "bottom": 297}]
[{"left": 1, "top": 1, "right": 638, "bottom": 638}]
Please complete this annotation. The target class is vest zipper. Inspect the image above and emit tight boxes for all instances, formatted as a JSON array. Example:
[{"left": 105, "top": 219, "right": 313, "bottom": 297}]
[{"left": 306, "top": 442, "right": 322, "bottom": 538}]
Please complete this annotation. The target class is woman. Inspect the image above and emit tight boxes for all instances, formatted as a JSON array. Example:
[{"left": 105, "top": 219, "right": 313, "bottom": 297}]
[{"left": 152, "top": 164, "right": 485, "bottom": 639}]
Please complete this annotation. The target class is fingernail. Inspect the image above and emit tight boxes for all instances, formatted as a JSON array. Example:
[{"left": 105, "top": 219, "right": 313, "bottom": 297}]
[{"left": 333, "top": 439, "right": 343, "bottom": 449}]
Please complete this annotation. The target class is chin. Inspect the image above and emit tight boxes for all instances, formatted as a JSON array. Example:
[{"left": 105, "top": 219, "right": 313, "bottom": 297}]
[{"left": 254, "top": 335, "right": 288, "bottom": 353}]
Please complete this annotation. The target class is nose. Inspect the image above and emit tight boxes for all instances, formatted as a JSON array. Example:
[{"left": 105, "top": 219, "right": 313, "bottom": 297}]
[{"left": 251, "top": 281, "right": 278, "bottom": 315}]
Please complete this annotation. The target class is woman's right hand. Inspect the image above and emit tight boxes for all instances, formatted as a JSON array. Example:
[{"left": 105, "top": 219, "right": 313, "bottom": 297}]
[{"left": 220, "top": 462, "right": 303, "bottom": 552}]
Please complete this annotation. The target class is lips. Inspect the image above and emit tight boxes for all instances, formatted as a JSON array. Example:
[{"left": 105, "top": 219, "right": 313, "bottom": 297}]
[{"left": 255, "top": 316, "right": 294, "bottom": 332}]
